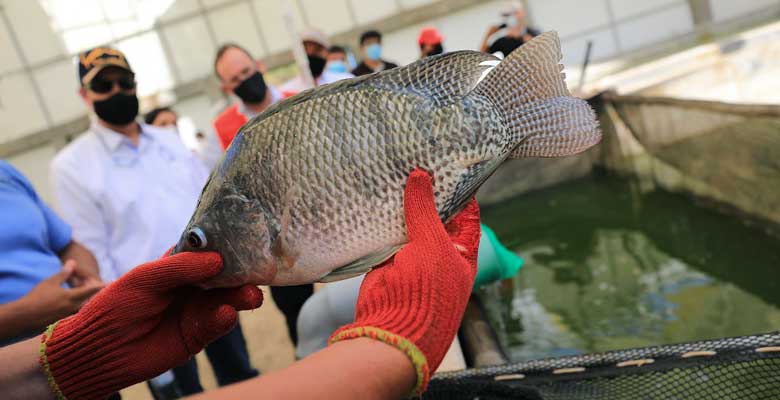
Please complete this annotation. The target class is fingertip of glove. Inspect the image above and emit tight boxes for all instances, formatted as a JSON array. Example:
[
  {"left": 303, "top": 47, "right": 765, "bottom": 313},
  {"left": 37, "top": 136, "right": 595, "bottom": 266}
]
[
  {"left": 213, "top": 304, "right": 239, "bottom": 330},
  {"left": 170, "top": 251, "right": 224, "bottom": 276},
  {"left": 202, "top": 252, "right": 225, "bottom": 274},
  {"left": 163, "top": 246, "right": 174, "bottom": 257},
  {"left": 406, "top": 169, "right": 433, "bottom": 193},
  {"left": 237, "top": 285, "right": 264, "bottom": 310},
  {"left": 409, "top": 168, "right": 432, "bottom": 181},
  {"left": 464, "top": 198, "right": 481, "bottom": 215}
]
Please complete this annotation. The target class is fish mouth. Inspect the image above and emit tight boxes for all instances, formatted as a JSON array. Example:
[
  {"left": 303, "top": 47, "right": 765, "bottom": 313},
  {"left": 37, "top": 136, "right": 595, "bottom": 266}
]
[
  {"left": 170, "top": 233, "right": 190, "bottom": 256},
  {"left": 189, "top": 233, "right": 280, "bottom": 289},
  {"left": 171, "top": 238, "right": 186, "bottom": 255}
]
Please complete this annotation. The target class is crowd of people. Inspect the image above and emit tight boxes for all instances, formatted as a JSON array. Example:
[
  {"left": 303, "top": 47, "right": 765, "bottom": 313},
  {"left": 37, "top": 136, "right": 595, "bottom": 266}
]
[{"left": 0, "top": 3, "right": 539, "bottom": 399}]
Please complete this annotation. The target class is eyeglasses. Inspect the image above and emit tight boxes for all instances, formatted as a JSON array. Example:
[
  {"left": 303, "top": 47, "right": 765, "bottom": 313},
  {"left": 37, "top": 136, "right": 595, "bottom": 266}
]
[{"left": 86, "top": 74, "right": 136, "bottom": 94}]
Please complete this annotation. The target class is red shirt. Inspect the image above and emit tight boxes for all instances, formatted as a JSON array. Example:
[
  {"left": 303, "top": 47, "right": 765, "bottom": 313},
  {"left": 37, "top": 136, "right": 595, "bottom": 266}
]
[{"left": 213, "top": 104, "right": 248, "bottom": 150}]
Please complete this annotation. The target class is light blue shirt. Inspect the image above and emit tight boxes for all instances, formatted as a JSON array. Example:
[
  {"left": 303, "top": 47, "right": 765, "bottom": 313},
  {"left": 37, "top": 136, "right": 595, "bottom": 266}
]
[
  {"left": 0, "top": 161, "right": 71, "bottom": 305},
  {"left": 50, "top": 122, "right": 209, "bottom": 282}
]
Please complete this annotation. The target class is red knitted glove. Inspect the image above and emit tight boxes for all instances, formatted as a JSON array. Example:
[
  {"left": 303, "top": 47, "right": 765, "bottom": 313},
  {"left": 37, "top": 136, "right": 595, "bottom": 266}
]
[
  {"left": 329, "top": 169, "right": 481, "bottom": 395},
  {"left": 39, "top": 251, "right": 263, "bottom": 400}
]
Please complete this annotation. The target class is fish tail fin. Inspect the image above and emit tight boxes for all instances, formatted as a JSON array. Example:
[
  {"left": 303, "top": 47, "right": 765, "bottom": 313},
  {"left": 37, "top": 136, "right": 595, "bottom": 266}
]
[{"left": 471, "top": 31, "right": 601, "bottom": 158}]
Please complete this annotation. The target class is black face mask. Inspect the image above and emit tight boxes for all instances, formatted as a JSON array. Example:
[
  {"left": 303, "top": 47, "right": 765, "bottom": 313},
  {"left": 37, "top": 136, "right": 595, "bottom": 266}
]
[
  {"left": 233, "top": 71, "right": 268, "bottom": 104},
  {"left": 307, "top": 55, "right": 326, "bottom": 79},
  {"left": 93, "top": 93, "right": 139, "bottom": 125},
  {"left": 427, "top": 43, "right": 444, "bottom": 56}
]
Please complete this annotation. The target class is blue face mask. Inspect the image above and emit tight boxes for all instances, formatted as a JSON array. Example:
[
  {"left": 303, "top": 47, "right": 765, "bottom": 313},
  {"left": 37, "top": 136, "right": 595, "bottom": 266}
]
[
  {"left": 365, "top": 43, "right": 382, "bottom": 61},
  {"left": 347, "top": 52, "right": 358, "bottom": 70},
  {"left": 326, "top": 61, "right": 348, "bottom": 73}
]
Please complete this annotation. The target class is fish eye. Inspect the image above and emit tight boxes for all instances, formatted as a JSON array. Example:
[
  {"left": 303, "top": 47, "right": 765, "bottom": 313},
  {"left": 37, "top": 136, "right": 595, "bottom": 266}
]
[{"left": 187, "top": 227, "right": 208, "bottom": 249}]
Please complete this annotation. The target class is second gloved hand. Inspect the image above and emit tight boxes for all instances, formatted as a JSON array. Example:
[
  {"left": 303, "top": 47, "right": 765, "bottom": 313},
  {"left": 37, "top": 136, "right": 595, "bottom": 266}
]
[{"left": 330, "top": 169, "right": 481, "bottom": 395}]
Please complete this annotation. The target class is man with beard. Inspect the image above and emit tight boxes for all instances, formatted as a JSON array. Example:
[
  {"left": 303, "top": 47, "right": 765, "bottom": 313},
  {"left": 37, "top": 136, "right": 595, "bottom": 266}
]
[
  {"left": 50, "top": 47, "right": 258, "bottom": 398},
  {"left": 279, "top": 28, "right": 353, "bottom": 98},
  {"left": 418, "top": 27, "right": 445, "bottom": 59}
]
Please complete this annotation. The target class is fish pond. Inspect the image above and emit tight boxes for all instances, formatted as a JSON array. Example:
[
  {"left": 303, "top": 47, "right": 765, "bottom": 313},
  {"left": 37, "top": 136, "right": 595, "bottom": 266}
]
[{"left": 478, "top": 172, "right": 780, "bottom": 362}]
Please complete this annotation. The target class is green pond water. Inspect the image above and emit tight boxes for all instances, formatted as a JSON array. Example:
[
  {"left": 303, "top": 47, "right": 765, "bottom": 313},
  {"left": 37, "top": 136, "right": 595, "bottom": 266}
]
[{"left": 478, "top": 173, "right": 780, "bottom": 362}]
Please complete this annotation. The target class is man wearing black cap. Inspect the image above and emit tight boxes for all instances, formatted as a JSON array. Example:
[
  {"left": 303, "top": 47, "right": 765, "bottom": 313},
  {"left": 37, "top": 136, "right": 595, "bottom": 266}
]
[{"left": 50, "top": 47, "right": 258, "bottom": 398}]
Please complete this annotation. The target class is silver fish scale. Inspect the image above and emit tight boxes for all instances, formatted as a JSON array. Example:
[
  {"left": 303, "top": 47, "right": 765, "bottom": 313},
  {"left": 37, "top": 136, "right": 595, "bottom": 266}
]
[{"left": 197, "top": 50, "right": 512, "bottom": 285}]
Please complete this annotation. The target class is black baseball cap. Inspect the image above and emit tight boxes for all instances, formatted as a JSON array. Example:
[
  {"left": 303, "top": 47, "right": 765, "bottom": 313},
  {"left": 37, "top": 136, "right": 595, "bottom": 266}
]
[{"left": 78, "top": 47, "right": 133, "bottom": 86}]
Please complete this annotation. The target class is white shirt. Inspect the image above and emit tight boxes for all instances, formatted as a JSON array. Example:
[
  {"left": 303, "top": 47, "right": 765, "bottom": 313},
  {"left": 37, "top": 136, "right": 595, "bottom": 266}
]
[
  {"left": 279, "top": 71, "right": 354, "bottom": 96},
  {"left": 50, "top": 122, "right": 209, "bottom": 282}
]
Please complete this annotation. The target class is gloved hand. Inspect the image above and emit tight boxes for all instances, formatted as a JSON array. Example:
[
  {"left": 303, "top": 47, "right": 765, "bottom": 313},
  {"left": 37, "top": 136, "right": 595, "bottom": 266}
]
[
  {"left": 39, "top": 251, "right": 263, "bottom": 400},
  {"left": 330, "top": 169, "right": 481, "bottom": 395}
]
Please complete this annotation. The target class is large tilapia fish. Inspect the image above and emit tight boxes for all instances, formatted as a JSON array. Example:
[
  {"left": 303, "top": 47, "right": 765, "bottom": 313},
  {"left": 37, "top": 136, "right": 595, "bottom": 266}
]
[{"left": 173, "top": 31, "right": 600, "bottom": 288}]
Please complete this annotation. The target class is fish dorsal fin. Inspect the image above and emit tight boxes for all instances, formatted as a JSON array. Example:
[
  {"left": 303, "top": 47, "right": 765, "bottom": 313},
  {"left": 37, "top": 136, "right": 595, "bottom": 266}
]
[
  {"left": 238, "top": 51, "right": 500, "bottom": 136},
  {"left": 236, "top": 51, "right": 501, "bottom": 138},
  {"left": 364, "top": 51, "right": 501, "bottom": 105},
  {"left": 317, "top": 244, "right": 404, "bottom": 283}
]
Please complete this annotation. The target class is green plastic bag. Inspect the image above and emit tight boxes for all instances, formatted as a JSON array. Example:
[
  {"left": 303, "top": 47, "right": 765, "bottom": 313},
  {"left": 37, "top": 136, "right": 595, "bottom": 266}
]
[{"left": 474, "top": 224, "right": 524, "bottom": 290}]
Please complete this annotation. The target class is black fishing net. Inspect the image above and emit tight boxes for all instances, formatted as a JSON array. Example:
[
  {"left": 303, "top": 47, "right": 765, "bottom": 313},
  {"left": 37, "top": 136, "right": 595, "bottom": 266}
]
[{"left": 423, "top": 332, "right": 780, "bottom": 400}]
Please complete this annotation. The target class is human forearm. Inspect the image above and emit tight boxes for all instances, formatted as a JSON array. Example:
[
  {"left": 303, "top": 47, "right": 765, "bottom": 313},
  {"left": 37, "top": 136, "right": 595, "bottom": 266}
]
[
  {"left": 480, "top": 36, "right": 490, "bottom": 53},
  {"left": 0, "top": 337, "right": 54, "bottom": 400},
  {"left": 191, "top": 338, "right": 415, "bottom": 400},
  {"left": 0, "top": 299, "right": 48, "bottom": 340},
  {"left": 480, "top": 26, "right": 499, "bottom": 53}
]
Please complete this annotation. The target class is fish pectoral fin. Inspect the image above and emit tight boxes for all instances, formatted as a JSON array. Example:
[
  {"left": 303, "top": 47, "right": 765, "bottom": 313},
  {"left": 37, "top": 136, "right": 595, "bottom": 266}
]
[
  {"left": 445, "top": 157, "right": 503, "bottom": 218},
  {"left": 272, "top": 186, "right": 301, "bottom": 270},
  {"left": 271, "top": 230, "right": 299, "bottom": 270},
  {"left": 318, "top": 245, "right": 404, "bottom": 283}
]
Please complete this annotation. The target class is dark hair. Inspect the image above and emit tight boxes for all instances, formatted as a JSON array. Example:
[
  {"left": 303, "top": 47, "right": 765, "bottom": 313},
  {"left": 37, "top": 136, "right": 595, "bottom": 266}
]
[
  {"left": 214, "top": 43, "right": 254, "bottom": 80},
  {"left": 359, "top": 30, "right": 382, "bottom": 46},
  {"left": 144, "top": 107, "right": 174, "bottom": 125},
  {"left": 328, "top": 45, "right": 346, "bottom": 54}
]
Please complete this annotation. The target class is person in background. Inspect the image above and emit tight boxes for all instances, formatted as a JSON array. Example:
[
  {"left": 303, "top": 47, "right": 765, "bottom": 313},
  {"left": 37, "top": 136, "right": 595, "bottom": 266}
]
[
  {"left": 326, "top": 45, "right": 351, "bottom": 74},
  {"left": 146, "top": 107, "right": 222, "bottom": 171},
  {"left": 280, "top": 28, "right": 354, "bottom": 97},
  {"left": 144, "top": 107, "right": 177, "bottom": 128},
  {"left": 479, "top": 1, "right": 540, "bottom": 58},
  {"left": 49, "top": 47, "right": 257, "bottom": 398},
  {"left": 352, "top": 30, "right": 398, "bottom": 76},
  {"left": 0, "top": 161, "right": 102, "bottom": 346},
  {"left": 418, "top": 27, "right": 445, "bottom": 59},
  {"left": 213, "top": 43, "right": 283, "bottom": 150}
]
